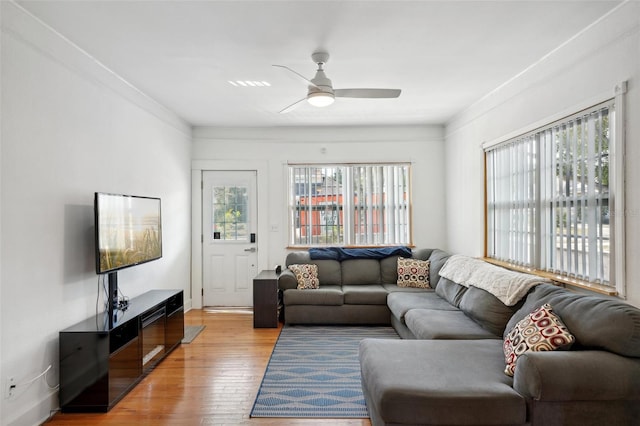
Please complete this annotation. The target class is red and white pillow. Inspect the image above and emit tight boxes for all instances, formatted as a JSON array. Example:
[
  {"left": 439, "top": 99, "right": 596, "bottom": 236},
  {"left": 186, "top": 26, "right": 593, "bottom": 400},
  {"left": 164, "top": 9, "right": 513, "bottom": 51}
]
[
  {"left": 503, "top": 303, "right": 575, "bottom": 376},
  {"left": 397, "top": 257, "right": 431, "bottom": 288},
  {"left": 289, "top": 264, "right": 320, "bottom": 289}
]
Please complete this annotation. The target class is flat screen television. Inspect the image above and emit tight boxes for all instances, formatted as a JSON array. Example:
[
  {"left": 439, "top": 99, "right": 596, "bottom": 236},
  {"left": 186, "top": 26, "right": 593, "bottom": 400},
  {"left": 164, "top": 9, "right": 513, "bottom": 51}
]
[
  {"left": 95, "top": 192, "right": 162, "bottom": 274},
  {"left": 94, "top": 192, "right": 162, "bottom": 327}
]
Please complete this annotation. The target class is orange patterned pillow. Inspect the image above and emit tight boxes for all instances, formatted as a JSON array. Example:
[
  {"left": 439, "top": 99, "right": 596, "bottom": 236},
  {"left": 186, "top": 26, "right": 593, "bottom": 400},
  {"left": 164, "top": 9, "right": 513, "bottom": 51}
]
[
  {"left": 397, "top": 257, "right": 430, "bottom": 288},
  {"left": 289, "top": 264, "right": 320, "bottom": 289},
  {"left": 503, "top": 303, "right": 575, "bottom": 376}
]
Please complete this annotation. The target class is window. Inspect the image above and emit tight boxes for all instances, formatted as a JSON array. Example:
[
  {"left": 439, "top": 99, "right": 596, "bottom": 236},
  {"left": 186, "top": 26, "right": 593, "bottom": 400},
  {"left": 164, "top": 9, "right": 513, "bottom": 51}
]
[
  {"left": 212, "top": 185, "right": 248, "bottom": 240},
  {"left": 485, "top": 89, "right": 626, "bottom": 296},
  {"left": 288, "top": 163, "right": 411, "bottom": 246}
]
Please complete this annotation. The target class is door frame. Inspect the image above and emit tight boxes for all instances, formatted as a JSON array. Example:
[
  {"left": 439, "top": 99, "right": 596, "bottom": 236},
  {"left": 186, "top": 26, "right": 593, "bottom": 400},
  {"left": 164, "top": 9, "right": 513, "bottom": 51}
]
[{"left": 191, "top": 160, "right": 269, "bottom": 309}]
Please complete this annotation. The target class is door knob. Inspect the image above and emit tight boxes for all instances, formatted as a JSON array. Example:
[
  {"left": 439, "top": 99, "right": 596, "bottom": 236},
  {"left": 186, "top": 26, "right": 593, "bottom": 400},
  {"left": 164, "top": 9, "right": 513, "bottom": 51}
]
[{"left": 244, "top": 247, "right": 256, "bottom": 252}]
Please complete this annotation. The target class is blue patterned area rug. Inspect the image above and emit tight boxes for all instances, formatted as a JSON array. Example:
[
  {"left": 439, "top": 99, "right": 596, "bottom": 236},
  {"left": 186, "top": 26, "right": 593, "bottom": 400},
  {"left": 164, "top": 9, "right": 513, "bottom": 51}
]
[{"left": 250, "top": 325, "right": 399, "bottom": 418}]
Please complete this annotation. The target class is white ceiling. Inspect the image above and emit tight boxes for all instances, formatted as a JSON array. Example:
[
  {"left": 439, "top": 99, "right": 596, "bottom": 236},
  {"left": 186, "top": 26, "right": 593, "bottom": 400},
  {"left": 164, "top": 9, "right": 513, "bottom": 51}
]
[{"left": 16, "top": 0, "right": 622, "bottom": 128}]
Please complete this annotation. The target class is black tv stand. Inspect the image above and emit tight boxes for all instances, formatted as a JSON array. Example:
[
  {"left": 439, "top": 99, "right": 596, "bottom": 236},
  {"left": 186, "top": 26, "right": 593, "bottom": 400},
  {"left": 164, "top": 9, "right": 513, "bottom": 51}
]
[{"left": 59, "top": 289, "right": 184, "bottom": 412}]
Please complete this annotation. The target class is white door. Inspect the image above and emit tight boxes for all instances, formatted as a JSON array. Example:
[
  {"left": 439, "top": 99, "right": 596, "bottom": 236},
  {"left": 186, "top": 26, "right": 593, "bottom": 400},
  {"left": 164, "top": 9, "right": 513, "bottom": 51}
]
[{"left": 202, "top": 170, "right": 258, "bottom": 307}]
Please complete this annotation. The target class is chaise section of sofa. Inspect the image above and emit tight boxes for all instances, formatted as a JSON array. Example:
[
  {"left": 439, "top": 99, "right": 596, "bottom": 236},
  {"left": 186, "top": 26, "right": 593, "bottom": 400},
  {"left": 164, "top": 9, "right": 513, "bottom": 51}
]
[
  {"left": 360, "top": 263, "right": 640, "bottom": 426},
  {"left": 360, "top": 339, "right": 527, "bottom": 426}
]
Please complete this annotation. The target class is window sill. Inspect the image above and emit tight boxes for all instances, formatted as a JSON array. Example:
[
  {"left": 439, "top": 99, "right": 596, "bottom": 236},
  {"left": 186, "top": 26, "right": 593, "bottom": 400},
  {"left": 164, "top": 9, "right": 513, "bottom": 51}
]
[{"left": 482, "top": 257, "right": 618, "bottom": 297}]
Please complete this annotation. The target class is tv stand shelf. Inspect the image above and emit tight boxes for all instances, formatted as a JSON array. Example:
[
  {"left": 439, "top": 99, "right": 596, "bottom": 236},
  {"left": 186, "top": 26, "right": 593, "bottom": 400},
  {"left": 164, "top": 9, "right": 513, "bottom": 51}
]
[{"left": 59, "top": 289, "right": 184, "bottom": 412}]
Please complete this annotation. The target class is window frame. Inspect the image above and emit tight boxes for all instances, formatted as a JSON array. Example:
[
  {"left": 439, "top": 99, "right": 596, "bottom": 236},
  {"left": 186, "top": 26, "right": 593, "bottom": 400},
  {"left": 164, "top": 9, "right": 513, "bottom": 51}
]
[{"left": 483, "top": 82, "right": 627, "bottom": 297}]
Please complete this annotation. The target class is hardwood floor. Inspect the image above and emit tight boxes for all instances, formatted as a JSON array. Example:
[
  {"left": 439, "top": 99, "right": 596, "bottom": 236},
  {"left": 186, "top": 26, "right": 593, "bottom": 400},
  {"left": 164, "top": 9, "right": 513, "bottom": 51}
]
[{"left": 46, "top": 309, "right": 372, "bottom": 425}]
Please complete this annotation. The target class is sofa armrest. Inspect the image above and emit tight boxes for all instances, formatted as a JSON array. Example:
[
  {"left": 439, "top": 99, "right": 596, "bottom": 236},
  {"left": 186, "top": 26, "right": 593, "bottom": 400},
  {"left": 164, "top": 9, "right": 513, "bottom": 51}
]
[
  {"left": 278, "top": 269, "right": 298, "bottom": 291},
  {"left": 513, "top": 350, "right": 640, "bottom": 401}
]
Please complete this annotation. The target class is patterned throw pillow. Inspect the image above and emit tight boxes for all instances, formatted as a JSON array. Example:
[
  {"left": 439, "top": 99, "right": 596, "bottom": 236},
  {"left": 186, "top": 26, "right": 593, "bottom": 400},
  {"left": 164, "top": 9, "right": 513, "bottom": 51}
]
[
  {"left": 289, "top": 264, "right": 320, "bottom": 289},
  {"left": 503, "top": 303, "right": 575, "bottom": 376},
  {"left": 397, "top": 257, "right": 431, "bottom": 288}
]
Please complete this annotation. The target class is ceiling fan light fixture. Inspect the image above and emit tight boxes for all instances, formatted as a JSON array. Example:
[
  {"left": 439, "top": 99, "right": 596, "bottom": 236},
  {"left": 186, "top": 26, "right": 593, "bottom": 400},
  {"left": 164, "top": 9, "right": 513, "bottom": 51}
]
[
  {"left": 307, "top": 92, "right": 335, "bottom": 107},
  {"left": 273, "top": 50, "right": 400, "bottom": 114}
]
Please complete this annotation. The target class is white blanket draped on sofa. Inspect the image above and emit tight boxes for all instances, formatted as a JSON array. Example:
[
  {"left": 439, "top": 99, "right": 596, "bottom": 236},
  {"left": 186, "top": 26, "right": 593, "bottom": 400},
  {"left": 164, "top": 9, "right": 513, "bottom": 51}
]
[{"left": 438, "top": 255, "right": 551, "bottom": 306}]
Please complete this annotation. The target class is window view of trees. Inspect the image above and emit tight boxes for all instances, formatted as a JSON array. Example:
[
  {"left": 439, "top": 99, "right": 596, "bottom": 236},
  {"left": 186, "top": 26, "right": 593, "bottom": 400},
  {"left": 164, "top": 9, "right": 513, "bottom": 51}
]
[
  {"left": 212, "top": 186, "right": 248, "bottom": 240},
  {"left": 487, "top": 101, "right": 614, "bottom": 287},
  {"left": 546, "top": 110, "right": 610, "bottom": 283}
]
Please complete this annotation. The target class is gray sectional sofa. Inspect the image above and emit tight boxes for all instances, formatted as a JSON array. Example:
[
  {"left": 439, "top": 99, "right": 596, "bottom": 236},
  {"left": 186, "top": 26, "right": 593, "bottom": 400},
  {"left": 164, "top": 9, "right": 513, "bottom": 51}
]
[
  {"left": 277, "top": 248, "right": 640, "bottom": 426},
  {"left": 277, "top": 248, "right": 448, "bottom": 324}
]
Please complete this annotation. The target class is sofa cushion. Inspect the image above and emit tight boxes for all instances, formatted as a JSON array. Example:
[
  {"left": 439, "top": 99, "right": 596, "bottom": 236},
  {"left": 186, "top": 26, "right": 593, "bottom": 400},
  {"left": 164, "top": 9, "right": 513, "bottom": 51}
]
[
  {"left": 387, "top": 292, "right": 457, "bottom": 322},
  {"left": 380, "top": 255, "right": 401, "bottom": 284},
  {"left": 412, "top": 248, "right": 434, "bottom": 261},
  {"left": 341, "top": 258, "right": 381, "bottom": 285},
  {"left": 283, "top": 285, "right": 343, "bottom": 306},
  {"left": 434, "top": 276, "right": 468, "bottom": 307},
  {"left": 288, "top": 264, "right": 320, "bottom": 289},
  {"left": 342, "top": 285, "right": 388, "bottom": 305},
  {"left": 459, "top": 286, "right": 521, "bottom": 336},
  {"left": 380, "top": 249, "right": 436, "bottom": 284},
  {"left": 396, "top": 257, "right": 430, "bottom": 288},
  {"left": 285, "top": 251, "right": 312, "bottom": 266},
  {"left": 405, "top": 309, "right": 499, "bottom": 340},
  {"left": 427, "top": 249, "right": 452, "bottom": 289},
  {"left": 286, "top": 252, "right": 342, "bottom": 285},
  {"left": 503, "top": 303, "right": 575, "bottom": 376},
  {"left": 506, "top": 283, "right": 640, "bottom": 358},
  {"left": 359, "top": 339, "right": 526, "bottom": 425}
]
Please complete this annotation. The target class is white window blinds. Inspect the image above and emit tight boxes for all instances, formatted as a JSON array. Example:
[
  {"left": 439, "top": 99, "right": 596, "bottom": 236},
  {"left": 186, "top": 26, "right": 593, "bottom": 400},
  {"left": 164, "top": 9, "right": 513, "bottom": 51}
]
[
  {"left": 486, "top": 99, "right": 616, "bottom": 288},
  {"left": 288, "top": 163, "right": 411, "bottom": 246},
  {"left": 539, "top": 105, "right": 611, "bottom": 284}
]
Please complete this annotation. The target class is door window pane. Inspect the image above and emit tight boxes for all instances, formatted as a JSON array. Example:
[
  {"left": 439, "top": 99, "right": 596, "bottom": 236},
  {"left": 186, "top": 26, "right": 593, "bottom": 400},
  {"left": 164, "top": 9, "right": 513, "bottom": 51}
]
[{"left": 212, "top": 186, "right": 248, "bottom": 241}]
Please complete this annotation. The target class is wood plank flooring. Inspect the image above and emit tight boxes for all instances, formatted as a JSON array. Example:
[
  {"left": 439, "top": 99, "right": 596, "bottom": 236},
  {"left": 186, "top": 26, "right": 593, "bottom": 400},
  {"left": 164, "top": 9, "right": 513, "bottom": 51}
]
[{"left": 46, "top": 309, "right": 372, "bottom": 425}]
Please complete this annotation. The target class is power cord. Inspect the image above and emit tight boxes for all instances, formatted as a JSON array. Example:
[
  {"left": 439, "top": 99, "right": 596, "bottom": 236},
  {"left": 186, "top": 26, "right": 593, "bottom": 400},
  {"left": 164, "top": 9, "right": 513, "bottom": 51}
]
[
  {"left": 96, "top": 274, "right": 103, "bottom": 317},
  {"left": 7, "top": 365, "right": 57, "bottom": 399},
  {"left": 101, "top": 274, "right": 109, "bottom": 312}
]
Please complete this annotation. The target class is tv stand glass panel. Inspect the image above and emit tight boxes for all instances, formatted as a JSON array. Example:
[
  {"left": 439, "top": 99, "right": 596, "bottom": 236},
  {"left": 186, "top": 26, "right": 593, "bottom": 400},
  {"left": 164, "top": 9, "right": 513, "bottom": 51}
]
[{"left": 141, "top": 306, "right": 166, "bottom": 371}]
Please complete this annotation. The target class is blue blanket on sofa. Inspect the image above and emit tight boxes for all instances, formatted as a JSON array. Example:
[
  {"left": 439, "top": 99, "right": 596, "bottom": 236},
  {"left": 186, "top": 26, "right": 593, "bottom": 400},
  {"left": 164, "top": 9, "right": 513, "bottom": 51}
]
[{"left": 309, "top": 246, "right": 412, "bottom": 261}]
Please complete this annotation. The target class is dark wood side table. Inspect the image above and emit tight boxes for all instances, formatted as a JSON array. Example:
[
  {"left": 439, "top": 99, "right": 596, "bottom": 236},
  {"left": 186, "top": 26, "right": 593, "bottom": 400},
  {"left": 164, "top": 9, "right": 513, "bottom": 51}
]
[{"left": 253, "top": 270, "right": 280, "bottom": 328}]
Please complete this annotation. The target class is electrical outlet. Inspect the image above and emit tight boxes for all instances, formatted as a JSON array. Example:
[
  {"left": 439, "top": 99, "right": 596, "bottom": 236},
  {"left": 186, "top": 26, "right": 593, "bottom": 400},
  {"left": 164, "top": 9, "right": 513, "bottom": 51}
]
[{"left": 5, "top": 377, "right": 16, "bottom": 398}]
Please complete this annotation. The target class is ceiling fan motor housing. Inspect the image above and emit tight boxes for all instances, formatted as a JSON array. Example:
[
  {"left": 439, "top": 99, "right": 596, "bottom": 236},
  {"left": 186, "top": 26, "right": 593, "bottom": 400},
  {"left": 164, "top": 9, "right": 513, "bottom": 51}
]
[
  {"left": 309, "top": 51, "right": 333, "bottom": 95},
  {"left": 309, "top": 69, "right": 333, "bottom": 95}
]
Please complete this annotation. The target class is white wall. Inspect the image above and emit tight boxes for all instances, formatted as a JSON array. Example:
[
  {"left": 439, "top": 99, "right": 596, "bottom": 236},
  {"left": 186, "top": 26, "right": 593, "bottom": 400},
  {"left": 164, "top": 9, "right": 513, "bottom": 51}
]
[
  {"left": 191, "top": 125, "right": 445, "bottom": 308},
  {"left": 445, "top": 2, "right": 640, "bottom": 306},
  {"left": 0, "top": 3, "right": 192, "bottom": 425}
]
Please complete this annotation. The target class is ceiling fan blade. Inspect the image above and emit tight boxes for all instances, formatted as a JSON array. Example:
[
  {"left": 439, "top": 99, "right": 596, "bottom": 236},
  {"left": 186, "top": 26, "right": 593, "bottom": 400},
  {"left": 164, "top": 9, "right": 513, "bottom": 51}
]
[
  {"left": 334, "top": 88, "right": 401, "bottom": 98},
  {"left": 272, "top": 64, "right": 319, "bottom": 89},
  {"left": 279, "top": 97, "right": 307, "bottom": 114}
]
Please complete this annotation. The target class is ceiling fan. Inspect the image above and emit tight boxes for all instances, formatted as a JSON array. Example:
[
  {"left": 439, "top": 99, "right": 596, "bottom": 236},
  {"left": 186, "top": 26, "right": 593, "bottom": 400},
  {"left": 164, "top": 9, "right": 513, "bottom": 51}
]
[{"left": 273, "top": 51, "right": 401, "bottom": 113}]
